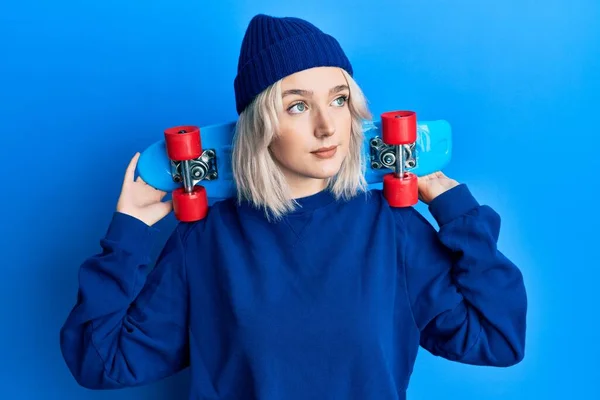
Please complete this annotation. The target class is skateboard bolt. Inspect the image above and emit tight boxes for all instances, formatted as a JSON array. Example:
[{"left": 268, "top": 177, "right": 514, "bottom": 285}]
[
  {"left": 382, "top": 154, "right": 395, "bottom": 166},
  {"left": 205, "top": 150, "right": 216, "bottom": 158},
  {"left": 191, "top": 164, "right": 207, "bottom": 180}
]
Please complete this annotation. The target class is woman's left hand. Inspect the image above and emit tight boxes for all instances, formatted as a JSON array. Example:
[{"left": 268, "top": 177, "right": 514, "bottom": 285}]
[{"left": 417, "top": 171, "right": 460, "bottom": 204}]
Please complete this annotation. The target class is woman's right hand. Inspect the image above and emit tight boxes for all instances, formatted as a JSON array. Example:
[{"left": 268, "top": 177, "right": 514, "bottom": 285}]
[{"left": 116, "top": 152, "right": 172, "bottom": 226}]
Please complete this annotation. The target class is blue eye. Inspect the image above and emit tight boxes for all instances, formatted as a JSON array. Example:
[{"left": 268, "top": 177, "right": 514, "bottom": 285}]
[
  {"left": 288, "top": 102, "right": 307, "bottom": 114},
  {"left": 333, "top": 96, "right": 348, "bottom": 106}
]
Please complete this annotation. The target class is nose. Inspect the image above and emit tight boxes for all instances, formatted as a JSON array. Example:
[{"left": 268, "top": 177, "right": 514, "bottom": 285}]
[{"left": 314, "top": 108, "right": 336, "bottom": 138}]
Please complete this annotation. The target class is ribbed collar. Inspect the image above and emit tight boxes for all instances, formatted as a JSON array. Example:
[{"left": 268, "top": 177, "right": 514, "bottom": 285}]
[
  {"left": 290, "top": 188, "right": 336, "bottom": 213},
  {"left": 237, "top": 188, "right": 337, "bottom": 220}
]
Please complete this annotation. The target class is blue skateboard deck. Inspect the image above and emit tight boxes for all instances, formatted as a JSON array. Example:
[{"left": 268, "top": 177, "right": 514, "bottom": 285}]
[{"left": 137, "top": 118, "right": 452, "bottom": 205}]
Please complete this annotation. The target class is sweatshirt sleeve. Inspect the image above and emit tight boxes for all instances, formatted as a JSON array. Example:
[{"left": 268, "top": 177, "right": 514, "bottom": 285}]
[
  {"left": 60, "top": 212, "right": 190, "bottom": 389},
  {"left": 395, "top": 184, "right": 527, "bottom": 367}
]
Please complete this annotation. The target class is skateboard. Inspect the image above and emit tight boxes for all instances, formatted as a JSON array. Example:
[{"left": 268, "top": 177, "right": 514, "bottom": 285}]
[{"left": 137, "top": 110, "right": 452, "bottom": 221}]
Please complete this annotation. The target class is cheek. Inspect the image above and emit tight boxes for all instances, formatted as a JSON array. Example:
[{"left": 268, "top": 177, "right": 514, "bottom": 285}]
[
  {"left": 270, "top": 134, "right": 301, "bottom": 163},
  {"left": 337, "top": 115, "right": 352, "bottom": 144}
]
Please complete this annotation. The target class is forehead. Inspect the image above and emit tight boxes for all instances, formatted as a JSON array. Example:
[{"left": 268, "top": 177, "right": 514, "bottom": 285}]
[{"left": 281, "top": 67, "right": 347, "bottom": 91}]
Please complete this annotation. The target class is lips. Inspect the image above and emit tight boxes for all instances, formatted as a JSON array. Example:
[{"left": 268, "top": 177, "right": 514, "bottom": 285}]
[
  {"left": 311, "top": 145, "right": 338, "bottom": 159},
  {"left": 311, "top": 146, "right": 337, "bottom": 154}
]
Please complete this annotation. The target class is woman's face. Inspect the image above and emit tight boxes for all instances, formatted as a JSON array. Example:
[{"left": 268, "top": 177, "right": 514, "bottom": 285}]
[{"left": 269, "top": 67, "right": 352, "bottom": 198}]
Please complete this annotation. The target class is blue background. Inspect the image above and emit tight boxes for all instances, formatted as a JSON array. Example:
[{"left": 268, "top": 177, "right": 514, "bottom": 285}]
[{"left": 1, "top": 0, "right": 599, "bottom": 399}]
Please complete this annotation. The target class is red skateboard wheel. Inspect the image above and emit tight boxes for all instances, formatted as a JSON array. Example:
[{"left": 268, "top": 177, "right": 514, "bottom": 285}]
[
  {"left": 381, "top": 111, "right": 417, "bottom": 145},
  {"left": 383, "top": 172, "right": 418, "bottom": 207},
  {"left": 172, "top": 186, "right": 209, "bottom": 222},
  {"left": 164, "top": 125, "right": 202, "bottom": 161}
]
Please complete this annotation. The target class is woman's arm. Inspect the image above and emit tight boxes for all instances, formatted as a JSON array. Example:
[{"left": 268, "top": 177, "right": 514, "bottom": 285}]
[
  {"left": 395, "top": 184, "right": 527, "bottom": 366},
  {"left": 60, "top": 212, "right": 191, "bottom": 389}
]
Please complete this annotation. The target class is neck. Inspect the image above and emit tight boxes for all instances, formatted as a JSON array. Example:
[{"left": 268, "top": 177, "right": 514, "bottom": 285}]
[{"left": 286, "top": 175, "right": 329, "bottom": 199}]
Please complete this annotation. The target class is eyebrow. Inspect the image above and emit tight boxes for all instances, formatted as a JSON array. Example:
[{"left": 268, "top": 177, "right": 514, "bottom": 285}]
[{"left": 282, "top": 84, "right": 349, "bottom": 98}]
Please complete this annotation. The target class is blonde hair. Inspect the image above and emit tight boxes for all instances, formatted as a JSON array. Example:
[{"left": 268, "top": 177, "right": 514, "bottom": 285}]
[{"left": 231, "top": 69, "right": 372, "bottom": 221}]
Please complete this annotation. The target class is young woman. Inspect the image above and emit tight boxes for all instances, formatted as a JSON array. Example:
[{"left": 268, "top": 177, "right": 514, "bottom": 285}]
[{"left": 60, "top": 14, "right": 527, "bottom": 399}]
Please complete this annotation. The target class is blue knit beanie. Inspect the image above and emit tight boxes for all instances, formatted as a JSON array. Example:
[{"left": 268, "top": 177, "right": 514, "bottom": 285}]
[{"left": 233, "top": 14, "right": 354, "bottom": 115}]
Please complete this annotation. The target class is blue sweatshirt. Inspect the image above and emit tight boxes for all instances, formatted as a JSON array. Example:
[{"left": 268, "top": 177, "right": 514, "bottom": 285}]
[{"left": 60, "top": 184, "right": 527, "bottom": 399}]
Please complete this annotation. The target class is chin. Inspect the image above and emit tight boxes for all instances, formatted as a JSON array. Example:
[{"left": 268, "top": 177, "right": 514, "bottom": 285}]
[{"left": 310, "top": 159, "right": 345, "bottom": 178}]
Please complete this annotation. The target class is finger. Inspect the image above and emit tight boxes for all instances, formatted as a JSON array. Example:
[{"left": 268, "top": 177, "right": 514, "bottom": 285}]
[
  {"left": 419, "top": 173, "right": 432, "bottom": 182},
  {"left": 123, "top": 152, "right": 140, "bottom": 186}
]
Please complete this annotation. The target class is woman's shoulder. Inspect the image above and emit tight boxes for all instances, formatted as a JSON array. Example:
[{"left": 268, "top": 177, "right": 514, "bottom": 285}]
[
  {"left": 345, "top": 188, "right": 406, "bottom": 213},
  {"left": 326, "top": 188, "right": 411, "bottom": 226},
  {"left": 172, "top": 197, "right": 239, "bottom": 237},
  {"left": 352, "top": 188, "right": 425, "bottom": 229}
]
